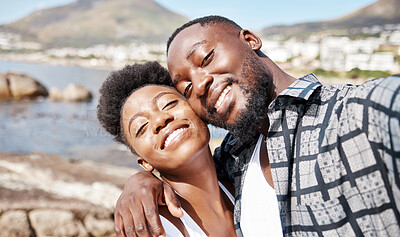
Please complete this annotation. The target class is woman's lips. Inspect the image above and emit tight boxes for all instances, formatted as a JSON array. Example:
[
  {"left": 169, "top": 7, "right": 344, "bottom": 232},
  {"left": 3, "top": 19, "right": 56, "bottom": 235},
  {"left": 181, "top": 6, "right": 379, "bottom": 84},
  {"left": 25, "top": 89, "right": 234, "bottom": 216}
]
[{"left": 162, "top": 125, "right": 189, "bottom": 150}]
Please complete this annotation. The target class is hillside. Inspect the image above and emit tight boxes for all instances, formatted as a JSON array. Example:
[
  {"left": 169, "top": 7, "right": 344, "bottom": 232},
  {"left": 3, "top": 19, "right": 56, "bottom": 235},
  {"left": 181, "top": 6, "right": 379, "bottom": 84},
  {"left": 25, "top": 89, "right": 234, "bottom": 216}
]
[
  {"left": 0, "top": 0, "right": 189, "bottom": 48},
  {"left": 260, "top": 0, "right": 400, "bottom": 38}
]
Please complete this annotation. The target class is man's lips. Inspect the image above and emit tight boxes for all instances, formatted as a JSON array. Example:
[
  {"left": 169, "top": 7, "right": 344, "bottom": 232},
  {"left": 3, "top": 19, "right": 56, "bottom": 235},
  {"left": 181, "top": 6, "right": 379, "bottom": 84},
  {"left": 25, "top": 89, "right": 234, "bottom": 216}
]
[
  {"left": 208, "top": 84, "right": 232, "bottom": 115},
  {"left": 215, "top": 85, "right": 232, "bottom": 110},
  {"left": 161, "top": 124, "right": 190, "bottom": 150}
]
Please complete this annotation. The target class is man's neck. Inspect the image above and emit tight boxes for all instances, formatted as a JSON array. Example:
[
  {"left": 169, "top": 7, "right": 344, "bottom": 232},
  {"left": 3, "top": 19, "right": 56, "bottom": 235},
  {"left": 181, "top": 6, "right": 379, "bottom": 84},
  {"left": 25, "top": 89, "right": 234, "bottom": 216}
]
[{"left": 258, "top": 52, "right": 297, "bottom": 102}]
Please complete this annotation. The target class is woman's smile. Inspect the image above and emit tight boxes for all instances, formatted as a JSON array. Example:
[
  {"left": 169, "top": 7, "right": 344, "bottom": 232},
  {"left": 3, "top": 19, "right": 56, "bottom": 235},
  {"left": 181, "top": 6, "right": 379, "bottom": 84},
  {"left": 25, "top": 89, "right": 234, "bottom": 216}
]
[{"left": 162, "top": 124, "right": 190, "bottom": 150}]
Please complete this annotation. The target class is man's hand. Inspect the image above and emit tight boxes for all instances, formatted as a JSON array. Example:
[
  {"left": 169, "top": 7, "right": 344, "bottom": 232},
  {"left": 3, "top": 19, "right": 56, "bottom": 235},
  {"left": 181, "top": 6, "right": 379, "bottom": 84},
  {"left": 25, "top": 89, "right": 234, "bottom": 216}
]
[{"left": 114, "top": 171, "right": 183, "bottom": 237}]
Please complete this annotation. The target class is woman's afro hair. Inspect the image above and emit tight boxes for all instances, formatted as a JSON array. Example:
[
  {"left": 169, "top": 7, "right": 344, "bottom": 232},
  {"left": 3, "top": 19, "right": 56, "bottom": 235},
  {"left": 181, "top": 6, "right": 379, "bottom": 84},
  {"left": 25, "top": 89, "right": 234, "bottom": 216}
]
[{"left": 97, "top": 61, "right": 173, "bottom": 145}]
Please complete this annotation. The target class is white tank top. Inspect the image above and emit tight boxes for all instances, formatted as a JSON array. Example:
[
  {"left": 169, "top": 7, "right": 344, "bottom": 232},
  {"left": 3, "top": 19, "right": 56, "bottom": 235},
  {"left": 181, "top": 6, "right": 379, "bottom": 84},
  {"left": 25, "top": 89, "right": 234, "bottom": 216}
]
[
  {"left": 240, "top": 134, "right": 283, "bottom": 236},
  {"left": 159, "top": 181, "right": 235, "bottom": 237}
]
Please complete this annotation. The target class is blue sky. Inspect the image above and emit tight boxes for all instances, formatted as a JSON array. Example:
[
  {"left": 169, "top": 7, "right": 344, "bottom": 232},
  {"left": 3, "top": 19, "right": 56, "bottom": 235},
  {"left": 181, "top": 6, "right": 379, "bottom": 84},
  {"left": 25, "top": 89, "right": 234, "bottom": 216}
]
[{"left": 0, "top": 0, "right": 377, "bottom": 30}]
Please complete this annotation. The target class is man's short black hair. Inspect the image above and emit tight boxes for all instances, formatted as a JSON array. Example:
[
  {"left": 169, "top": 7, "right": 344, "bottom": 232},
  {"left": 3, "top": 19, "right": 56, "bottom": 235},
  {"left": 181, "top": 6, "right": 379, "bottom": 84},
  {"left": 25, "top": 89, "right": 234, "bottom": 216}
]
[
  {"left": 166, "top": 15, "right": 242, "bottom": 55},
  {"left": 97, "top": 61, "right": 173, "bottom": 150}
]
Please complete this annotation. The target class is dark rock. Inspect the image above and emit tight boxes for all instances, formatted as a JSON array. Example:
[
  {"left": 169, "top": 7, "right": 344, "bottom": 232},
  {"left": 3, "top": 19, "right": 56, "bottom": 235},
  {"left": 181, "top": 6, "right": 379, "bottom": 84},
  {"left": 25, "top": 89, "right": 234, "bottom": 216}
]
[{"left": 6, "top": 72, "right": 48, "bottom": 100}]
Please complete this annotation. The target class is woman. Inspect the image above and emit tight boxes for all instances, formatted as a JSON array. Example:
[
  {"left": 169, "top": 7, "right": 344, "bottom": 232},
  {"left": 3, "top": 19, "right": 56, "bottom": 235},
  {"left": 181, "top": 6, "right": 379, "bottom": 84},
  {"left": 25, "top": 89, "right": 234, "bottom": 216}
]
[{"left": 97, "top": 62, "right": 236, "bottom": 237}]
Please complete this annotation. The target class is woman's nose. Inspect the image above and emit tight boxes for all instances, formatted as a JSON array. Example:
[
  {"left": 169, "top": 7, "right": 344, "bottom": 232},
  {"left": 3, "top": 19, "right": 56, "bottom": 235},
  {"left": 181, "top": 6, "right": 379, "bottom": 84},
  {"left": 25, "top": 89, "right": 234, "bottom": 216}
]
[{"left": 152, "top": 112, "right": 173, "bottom": 134}]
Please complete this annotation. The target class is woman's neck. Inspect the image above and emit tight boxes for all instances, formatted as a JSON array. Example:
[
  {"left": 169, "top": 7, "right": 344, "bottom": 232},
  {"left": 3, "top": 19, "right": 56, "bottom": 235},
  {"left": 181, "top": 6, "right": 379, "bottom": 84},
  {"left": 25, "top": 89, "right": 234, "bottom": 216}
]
[
  {"left": 162, "top": 146, "right": 223, "bottom": 208},
  {"left": 161, "top": 146, "right": 235, "bottom": 236}
]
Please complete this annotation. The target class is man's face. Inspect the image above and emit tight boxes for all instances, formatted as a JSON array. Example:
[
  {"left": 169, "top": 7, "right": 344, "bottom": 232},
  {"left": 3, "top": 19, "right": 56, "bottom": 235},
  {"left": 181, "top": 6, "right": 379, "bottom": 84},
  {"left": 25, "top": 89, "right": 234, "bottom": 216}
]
[{"left": 167, "top": 23, "right": 269, "bottom": 131}]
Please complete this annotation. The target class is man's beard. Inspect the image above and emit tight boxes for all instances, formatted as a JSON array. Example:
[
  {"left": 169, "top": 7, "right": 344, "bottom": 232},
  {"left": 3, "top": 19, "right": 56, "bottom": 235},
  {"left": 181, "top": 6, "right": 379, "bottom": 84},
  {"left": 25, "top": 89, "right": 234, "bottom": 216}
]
[{"left": 208, "top": 55, "right": 271, "bottom": 145}]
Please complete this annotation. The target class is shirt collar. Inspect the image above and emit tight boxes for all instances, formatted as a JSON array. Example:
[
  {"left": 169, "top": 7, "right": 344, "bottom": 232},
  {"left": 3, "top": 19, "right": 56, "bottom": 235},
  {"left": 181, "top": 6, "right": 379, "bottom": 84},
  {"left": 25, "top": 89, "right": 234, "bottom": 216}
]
[{"left": 268, "top": 73, "right": 322, "bottom": 110}]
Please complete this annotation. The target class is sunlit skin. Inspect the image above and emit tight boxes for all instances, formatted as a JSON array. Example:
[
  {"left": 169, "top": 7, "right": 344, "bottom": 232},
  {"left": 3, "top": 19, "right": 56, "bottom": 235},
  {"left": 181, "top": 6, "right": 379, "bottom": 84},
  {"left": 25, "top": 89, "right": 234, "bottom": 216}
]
[
  {"left": 167, "top": 23, "right": 296, "bottom": 135},
  {"left": 166, "top": 22, "right": 296, "bottom": 198},
  {"left": 121, "top": 85, "right": 236, "bottom": 237},
  {"left": 115, "top": 22, "right": 298, "bottom": 237}
]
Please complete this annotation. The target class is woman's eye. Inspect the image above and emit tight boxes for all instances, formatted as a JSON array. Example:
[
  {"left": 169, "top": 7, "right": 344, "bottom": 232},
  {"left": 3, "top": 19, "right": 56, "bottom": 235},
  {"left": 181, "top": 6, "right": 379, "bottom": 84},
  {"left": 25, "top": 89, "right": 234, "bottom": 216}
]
[
  {"left": 183, "top": 83, "right": 192, "bottom": 98},
  {"left": 135, "top": 122, "right": 148, "bottom": 137},
  {"left": 201, "top": 49, "right": 214, "bottom": 67},
  {"left": 162, "top": 100, "right": 178, "bottom": 110}
]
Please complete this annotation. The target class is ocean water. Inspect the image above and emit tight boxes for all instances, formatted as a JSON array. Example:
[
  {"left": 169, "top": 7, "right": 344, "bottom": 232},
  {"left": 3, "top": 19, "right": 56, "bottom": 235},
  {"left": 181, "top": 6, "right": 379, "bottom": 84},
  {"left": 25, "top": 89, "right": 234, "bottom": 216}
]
[{"left": 0, "top": 60, "right": 227, "bottom": 167}]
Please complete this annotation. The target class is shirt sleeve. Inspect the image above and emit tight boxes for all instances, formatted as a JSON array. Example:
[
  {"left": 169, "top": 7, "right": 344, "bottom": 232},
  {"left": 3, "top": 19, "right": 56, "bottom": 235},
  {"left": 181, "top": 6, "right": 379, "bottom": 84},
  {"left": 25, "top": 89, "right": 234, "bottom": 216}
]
[
  {"left": 213, "top": 132, "right": 236, "bottom": 182},
  {"left": 369, "top": 75, "right": 400, "bottom": 209}
]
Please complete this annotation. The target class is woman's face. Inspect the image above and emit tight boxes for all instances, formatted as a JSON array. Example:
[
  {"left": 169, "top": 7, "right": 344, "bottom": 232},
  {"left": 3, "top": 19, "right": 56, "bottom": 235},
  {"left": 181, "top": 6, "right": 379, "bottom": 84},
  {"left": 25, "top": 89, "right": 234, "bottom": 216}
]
[{"left": 122, "top": 85, "right": 210, "bottom": 173}]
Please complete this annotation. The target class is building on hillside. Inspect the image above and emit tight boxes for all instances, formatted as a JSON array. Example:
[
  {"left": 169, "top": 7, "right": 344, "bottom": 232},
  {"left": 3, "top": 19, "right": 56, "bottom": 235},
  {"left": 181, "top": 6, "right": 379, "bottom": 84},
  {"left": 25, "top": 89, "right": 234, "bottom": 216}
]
[
  {"left": 320, "top": 37, "right": 349, "bottom": 71},
  {"left": 345, "top": 52, "right": 398, "bottom": 72},
  {"left": 389, "top": 31, "right": 400, "bottom": 45},
  {"left": 369, "top": 52, "right": 399, "bottom": 71},
  {"left": 345, "top": 53, "right": 371, "bottom": 71}
]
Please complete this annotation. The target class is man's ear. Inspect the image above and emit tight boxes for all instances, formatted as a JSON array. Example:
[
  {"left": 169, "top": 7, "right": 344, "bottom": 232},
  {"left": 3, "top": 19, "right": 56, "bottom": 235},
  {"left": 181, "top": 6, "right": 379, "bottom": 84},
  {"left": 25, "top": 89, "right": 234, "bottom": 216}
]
[
  {"left": 137, "top": 157, "right": 154, "bottom": 172},
  {"left": 240, "top": 29, "right": 262, "bottom": 51}
]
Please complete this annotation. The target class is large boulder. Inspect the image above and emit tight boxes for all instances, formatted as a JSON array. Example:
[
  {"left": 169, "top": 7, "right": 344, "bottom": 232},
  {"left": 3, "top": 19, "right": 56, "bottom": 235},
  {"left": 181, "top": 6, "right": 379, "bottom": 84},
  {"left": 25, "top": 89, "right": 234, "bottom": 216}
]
[
  {"left": 29, "top": 209, "right": 88, "bottom": 237},
  {"left": 0, "top": 74, "right": 12, "bottom": 101},
  {"left": 0, "top": 210, "right": 31, "bottom": 237},
  {"left": 48, "top": 86, "right": 64, "bottom": 101},
  {"left": 84, "top": 213, "right": 115, "bottom": 236},
  {"left": 62, "top": 83, "right": 92, "bottom": 102},
  {"left": 6, "top": 72, "right": 48, "bottom": 100}
]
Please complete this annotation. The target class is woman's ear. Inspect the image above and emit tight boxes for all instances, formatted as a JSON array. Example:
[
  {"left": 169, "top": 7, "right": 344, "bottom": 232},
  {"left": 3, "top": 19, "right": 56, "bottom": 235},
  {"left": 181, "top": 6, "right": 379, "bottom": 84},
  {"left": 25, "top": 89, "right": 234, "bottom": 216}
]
[
  {"left": 137, "top": 157, "right": 154, "bottom": 172},
  {"left": 240, "top": 29, "right": 262, "bottom": 51}
]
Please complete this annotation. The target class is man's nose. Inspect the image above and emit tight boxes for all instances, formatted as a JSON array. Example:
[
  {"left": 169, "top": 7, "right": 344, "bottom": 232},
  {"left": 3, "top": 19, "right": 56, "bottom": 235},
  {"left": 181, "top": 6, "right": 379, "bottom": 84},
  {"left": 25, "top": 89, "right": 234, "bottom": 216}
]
[
  {"left": 193, "top": 75, "right": 213, "bottom": 99},
  {"left": 152, "top": 112, "right": 173, "bottom": 134}
]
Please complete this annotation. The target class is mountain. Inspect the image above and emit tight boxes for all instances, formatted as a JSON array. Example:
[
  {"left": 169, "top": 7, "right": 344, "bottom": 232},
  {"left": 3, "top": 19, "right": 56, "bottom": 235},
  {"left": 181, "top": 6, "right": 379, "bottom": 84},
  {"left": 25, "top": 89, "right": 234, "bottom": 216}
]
[
  {"left": 260, "top": 0, "right": 400, "bottom": 38},
  {"left": 0, "top": 0, "right": 189, "bottom": 48}
]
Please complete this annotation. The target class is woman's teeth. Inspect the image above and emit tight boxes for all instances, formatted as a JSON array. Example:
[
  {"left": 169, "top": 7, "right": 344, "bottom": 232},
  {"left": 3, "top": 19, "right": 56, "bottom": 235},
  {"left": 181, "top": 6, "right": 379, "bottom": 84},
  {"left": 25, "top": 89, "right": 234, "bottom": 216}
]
[
  {"left": 215, "top": 85, "right": 231, "bottom": 109},
  {"left": 164, "top": 127, "right": 187, "bottom": 149}
]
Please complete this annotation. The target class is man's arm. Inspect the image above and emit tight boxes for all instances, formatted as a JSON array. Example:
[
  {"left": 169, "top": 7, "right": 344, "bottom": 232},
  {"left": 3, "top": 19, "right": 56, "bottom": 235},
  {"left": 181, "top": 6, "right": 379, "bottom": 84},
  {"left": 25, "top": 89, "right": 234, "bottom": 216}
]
[
  {"left": 114, "top": 171, "right": 183, "bottom": 237},
  {"left": 380, "top": 75, "right": 400, "bottom": 208},
  {"left": 363, "top": 75, "right": 400, "bottom": 212}
]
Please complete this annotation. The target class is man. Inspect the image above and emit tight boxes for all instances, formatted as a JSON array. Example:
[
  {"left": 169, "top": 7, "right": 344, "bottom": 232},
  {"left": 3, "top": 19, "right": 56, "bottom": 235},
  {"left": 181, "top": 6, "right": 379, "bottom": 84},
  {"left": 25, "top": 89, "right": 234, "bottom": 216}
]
[{"left": 114, "top": 16, "right": 400, "bottom": 236}]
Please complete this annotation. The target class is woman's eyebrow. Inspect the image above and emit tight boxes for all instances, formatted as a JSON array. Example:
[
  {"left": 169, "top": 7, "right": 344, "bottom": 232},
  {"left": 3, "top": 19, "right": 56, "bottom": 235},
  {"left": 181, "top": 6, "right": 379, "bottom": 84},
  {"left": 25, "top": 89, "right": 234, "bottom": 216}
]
[
  {"left": 128, "top": 91, "right": 176, "bottom": 135},
  {"left": 128, "top": 112, "right": 144, "bottom": 136},
  {"left": 151, "top": 91, "right": 175, "bottom": 104}
]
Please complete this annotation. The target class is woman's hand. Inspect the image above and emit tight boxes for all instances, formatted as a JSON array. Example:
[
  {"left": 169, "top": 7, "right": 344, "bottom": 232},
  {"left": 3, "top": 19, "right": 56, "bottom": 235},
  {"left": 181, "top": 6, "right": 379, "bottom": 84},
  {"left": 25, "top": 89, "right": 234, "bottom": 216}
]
[{"left": 114, "top": 171, "right": 183, "bottom": 237}]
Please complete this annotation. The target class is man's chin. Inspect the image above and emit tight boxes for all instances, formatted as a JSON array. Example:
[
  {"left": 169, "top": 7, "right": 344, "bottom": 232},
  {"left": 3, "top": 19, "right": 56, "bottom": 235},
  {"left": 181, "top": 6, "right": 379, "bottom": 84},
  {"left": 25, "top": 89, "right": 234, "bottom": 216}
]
[
  {"left": 223, "top": 80, "right": 269, "bottom": 145},
  {"left": 207, "top": 110, "right": 259, "bottom": 145},
  {"left": 226, "top": 118, "right": 260, "bottom": 145}
]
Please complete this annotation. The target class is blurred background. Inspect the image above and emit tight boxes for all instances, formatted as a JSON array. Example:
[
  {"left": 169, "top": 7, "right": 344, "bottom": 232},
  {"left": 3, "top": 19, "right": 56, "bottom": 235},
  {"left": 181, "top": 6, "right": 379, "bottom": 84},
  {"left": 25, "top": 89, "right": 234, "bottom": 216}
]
[
  {"left": 1, "top": 0, "right": 399, "bottom": 167},
  {"left": 0, "top": 0, "right": 399, "bottom": 235}
]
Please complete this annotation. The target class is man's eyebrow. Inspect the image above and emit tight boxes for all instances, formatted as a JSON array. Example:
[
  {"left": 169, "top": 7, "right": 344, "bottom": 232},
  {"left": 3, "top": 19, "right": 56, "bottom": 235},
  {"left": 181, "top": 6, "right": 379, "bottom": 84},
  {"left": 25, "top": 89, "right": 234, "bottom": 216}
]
[
  {"left": 186, "top": 40, "right": 207, "bottom": 60},
  {"left": 172, "top": 75, "right": 180, "bottom": 86},
  {"left": 128, "top": 91, "right": 176, "bottom": 135}
]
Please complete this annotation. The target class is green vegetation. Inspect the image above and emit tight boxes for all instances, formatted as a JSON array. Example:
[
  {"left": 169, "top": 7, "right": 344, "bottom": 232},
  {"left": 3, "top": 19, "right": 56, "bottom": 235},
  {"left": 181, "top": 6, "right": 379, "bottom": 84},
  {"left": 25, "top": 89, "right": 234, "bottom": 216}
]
[
  {"left": 149, "top": 50, "right": 164, "bottom": 56},
  {"left": 260, "top": 0, "right": 400, "bottom": 39},
  {"left": 348, "top": 33, "right": 380, "bottom": 40},
  {"left": 5, "top": 0, "right": 189, "bottom": 48},
  {"left": 346, "top": 68, "right": 391, "bottom": 79},
  {"left": 312, "top": 67, "right": 391, "bottom": 79},
  {"left": 312, "top": 68, "right": 340, "bottom": 78},
  {"left": 0, "top": 48, "right": 39, "bottom": 54}
]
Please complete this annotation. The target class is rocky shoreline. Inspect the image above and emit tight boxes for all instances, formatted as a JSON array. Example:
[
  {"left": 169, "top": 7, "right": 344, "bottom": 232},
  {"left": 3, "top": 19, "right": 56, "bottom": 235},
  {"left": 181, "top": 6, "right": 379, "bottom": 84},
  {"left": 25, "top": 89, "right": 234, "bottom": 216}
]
[{"left": 0, "top": 153, "right": 139, "bottom": 237}]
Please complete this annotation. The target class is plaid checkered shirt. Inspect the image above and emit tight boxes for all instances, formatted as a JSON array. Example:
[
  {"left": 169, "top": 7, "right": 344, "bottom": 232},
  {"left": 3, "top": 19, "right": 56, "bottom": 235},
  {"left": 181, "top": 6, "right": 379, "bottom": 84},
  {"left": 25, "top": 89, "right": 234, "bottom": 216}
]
[{"left": 213, "top": 74, "right": 400, "bottom": 236}]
